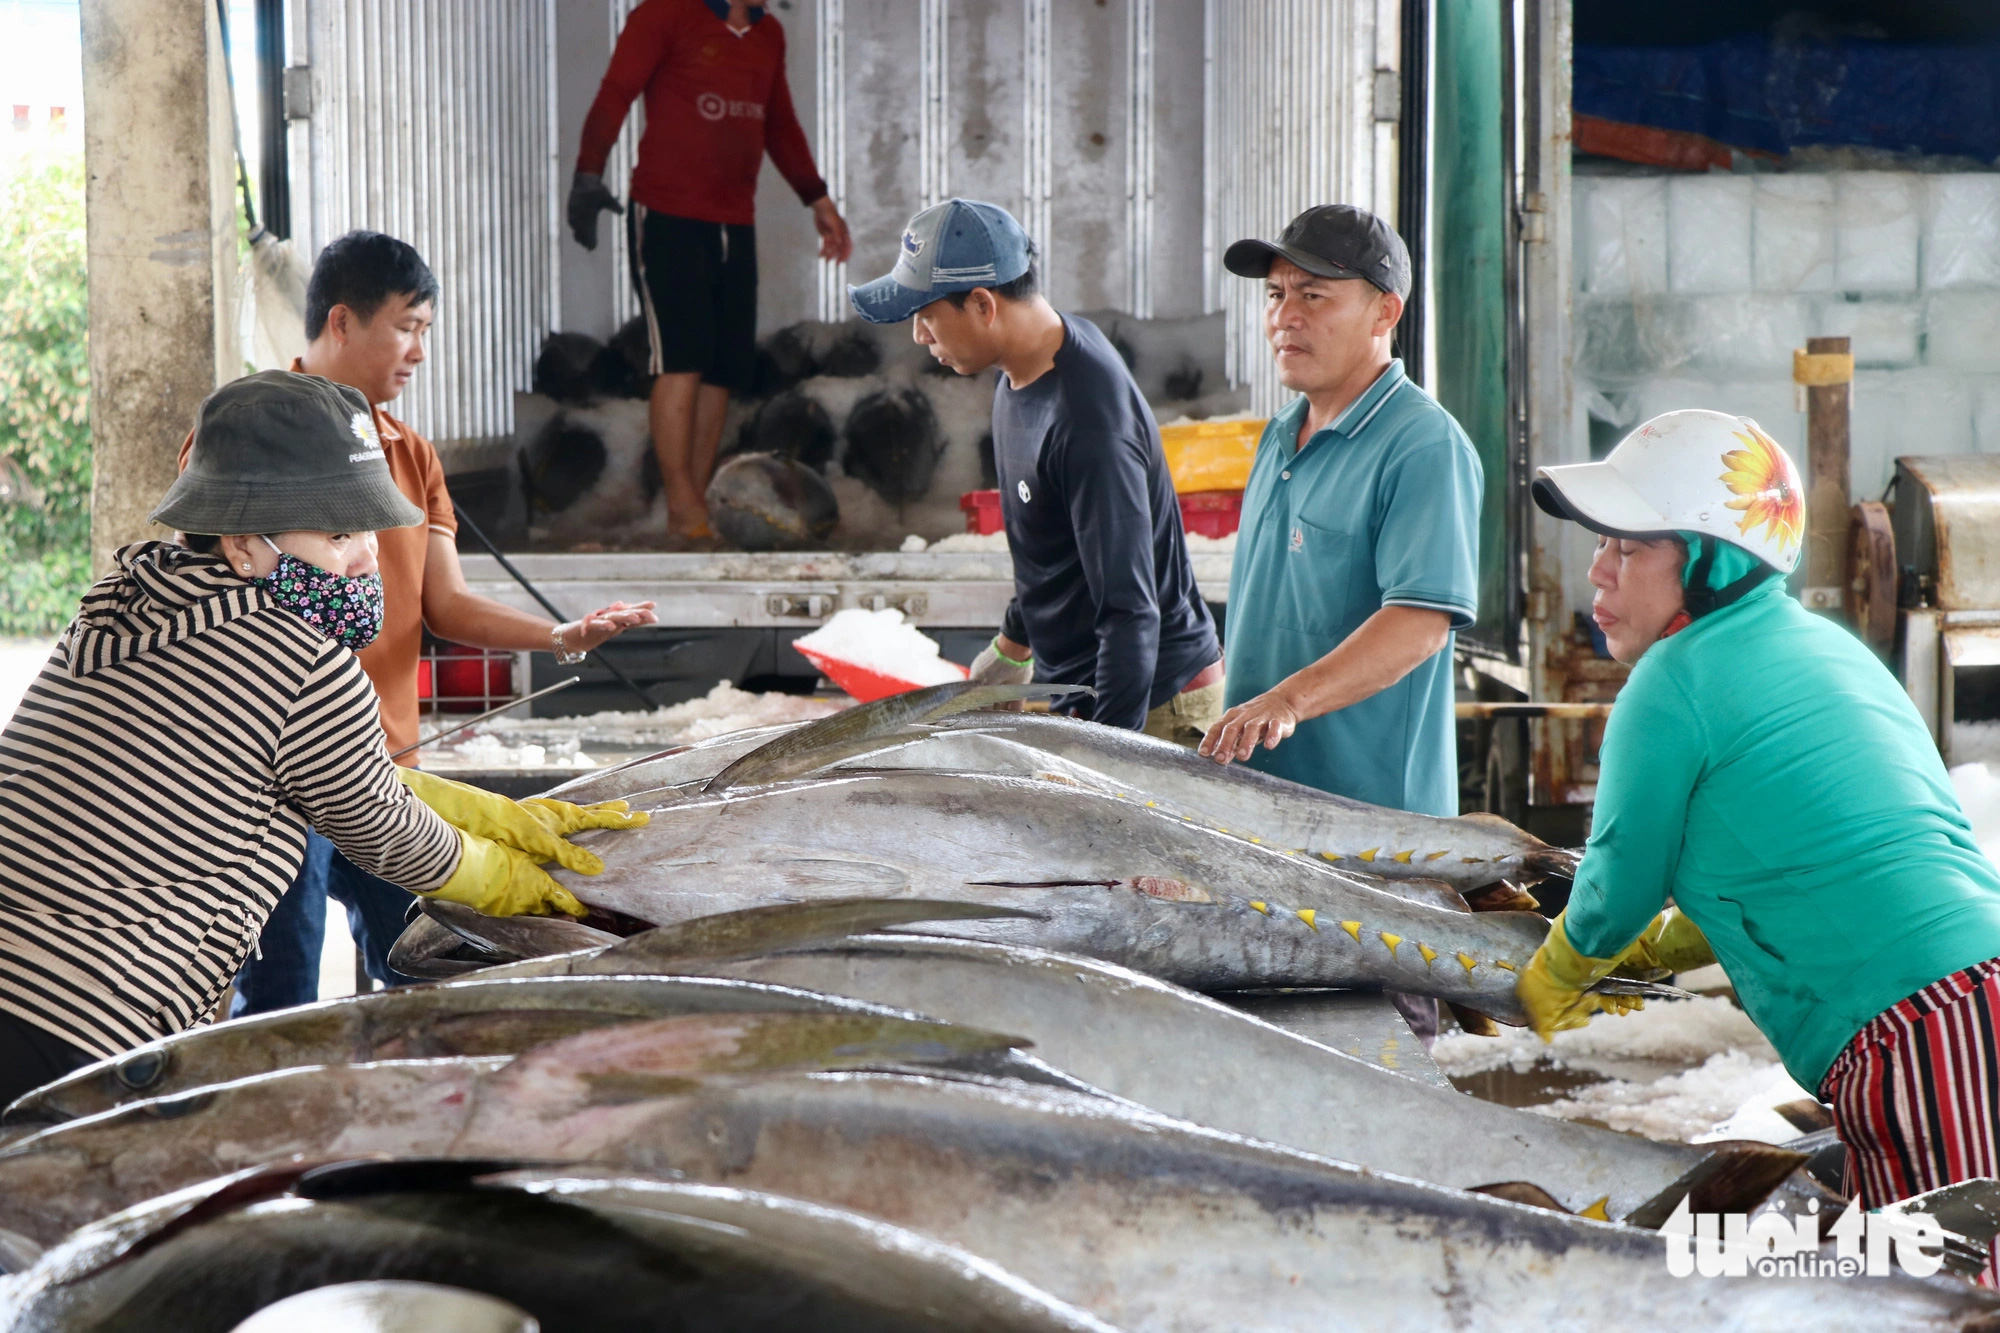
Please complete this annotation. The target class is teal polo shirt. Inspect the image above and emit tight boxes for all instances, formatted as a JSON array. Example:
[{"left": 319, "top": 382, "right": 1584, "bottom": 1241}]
[{"left": 1222, "top": 360, "right": 1482, "bottom": 816}]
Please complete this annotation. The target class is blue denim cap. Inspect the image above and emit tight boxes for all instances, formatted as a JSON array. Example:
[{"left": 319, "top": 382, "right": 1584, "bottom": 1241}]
[{"left": 848, "top": 199, "right": 1034, "bottom": 324}]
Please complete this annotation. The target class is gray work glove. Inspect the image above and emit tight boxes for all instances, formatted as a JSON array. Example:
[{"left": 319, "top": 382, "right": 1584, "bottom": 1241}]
[
  {"left": 969, "top": 637, "right": 1034, "bottom": 686},
  {"left": 567, "top": 171, "right": 624, "bottom": 251}
]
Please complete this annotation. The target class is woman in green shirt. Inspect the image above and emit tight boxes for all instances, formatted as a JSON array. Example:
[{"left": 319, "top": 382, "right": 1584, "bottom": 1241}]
[{"left": 1521, "top": 409, "right": 2000, "bottom": 1268}]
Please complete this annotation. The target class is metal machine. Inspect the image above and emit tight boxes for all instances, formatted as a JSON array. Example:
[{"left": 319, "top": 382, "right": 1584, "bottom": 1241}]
[{"left": 1883, "top": 455, "right": 2000, "bottom": 765}]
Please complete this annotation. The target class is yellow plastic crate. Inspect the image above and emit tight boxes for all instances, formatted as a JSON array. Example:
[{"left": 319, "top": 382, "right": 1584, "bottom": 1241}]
[{"left": 1160, "top": 417, "right": 1267, "bottom": 494}]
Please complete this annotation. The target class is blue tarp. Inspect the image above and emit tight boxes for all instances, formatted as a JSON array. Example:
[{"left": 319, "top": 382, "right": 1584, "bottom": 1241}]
[{"left": 1575, "top": 35, "right": 2000, "bottom": 163}]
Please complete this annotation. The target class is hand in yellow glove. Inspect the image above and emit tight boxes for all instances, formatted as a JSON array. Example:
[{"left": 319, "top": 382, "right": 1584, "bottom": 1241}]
[
  {"left": 425, "top": 830, "right": 587, "bottom": 919},
  {"left": 397, "top": 769, "right": 645, "bottom": 875},
  {"left": 518, "top": 795, "right": 649, "bottom": 839},
  {"left": 1516, "top": 911, "right": 1645, "bottom": 1042},
  {"left": 1611, "top": 908, "right": 1715, "bottom": 980}
]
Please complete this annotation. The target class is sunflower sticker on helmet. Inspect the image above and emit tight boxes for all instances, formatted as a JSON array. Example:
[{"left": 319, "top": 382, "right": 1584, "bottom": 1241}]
[
  {"left": 1718, "top": 423, "right": 1802, "bottom": 557},
  {"left": 1528, "top": 407, "right": 1805, "bottom": 578}
]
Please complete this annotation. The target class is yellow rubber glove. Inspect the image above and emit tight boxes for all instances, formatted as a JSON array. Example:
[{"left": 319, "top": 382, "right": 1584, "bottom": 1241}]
[
  {"left": 519, "top": 795, "right": 649, "bottom": 839},
  {"left": 397, "top": 769, "right": 639, "bottom": 875},
  {"left": 425, "top": 830, "right": 587, "bottom": 919},
  {"left": 1517, "top": 912, "right": 1643, "bottom": 1042},
  {"left": 1608, "top": 904, "right": 1704, "bottom": 976},
  {"left": 1612, "top": 908, "right": 1715, "bottom": 979}
]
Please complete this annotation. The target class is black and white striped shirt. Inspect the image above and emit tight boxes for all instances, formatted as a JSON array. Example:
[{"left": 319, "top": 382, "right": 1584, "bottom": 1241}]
[{"left": 0, "top": 543, "right": 461, "bottom": 1059}]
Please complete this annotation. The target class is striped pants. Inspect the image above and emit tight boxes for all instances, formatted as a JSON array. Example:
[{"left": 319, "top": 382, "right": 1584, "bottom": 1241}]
[{"left": 1819, "top": 957, "right": 2000, "bottom": 1286}]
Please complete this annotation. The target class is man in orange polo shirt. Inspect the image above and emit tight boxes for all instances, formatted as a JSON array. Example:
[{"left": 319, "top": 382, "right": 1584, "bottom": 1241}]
[{"left": 180, "top": 231, "right": 655, "bottom": 1012}]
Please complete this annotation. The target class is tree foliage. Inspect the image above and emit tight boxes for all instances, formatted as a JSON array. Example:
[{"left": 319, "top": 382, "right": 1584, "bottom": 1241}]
[{"left": 0, "top": 149, "right": 92, "bottom": 636}]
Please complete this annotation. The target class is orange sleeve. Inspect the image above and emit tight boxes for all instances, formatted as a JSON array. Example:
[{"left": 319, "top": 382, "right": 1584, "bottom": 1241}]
[{"left": 406, "top": 429, "right": 457, "bottom": 537}]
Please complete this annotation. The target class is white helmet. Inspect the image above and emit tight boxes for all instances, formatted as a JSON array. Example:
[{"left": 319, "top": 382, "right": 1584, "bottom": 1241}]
[{"left": 1532, "top": 409, "right": 1804, "bottom": 577}]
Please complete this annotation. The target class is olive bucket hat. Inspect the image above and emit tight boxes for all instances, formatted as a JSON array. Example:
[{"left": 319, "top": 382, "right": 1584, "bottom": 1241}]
[{"left": 150, "top": 371, "right": 424, "bottom": 536}]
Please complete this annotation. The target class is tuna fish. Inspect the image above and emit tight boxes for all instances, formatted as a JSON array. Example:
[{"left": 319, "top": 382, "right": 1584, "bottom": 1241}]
[
  {"left": 488, "top": 921, "right": 1792, "bottom": 1223},
  {"left": 0, "top": 1012, "right": 1037, "bottom": 1246},
  {"left": 849, "top": 715, "right": 1579, "bottom": 890},
  {"left": 230, "top": 1283, "right": 537, "bottom": 1333},
  {"left": 547, "top": 681, "right": 1576, "bottom": 894},
  {"left": 1, "top": 963, "right": 1058, "bottom": 1127},
  {"left": 0, "top": 1162, "right": 1111, "bottom": 1333},
  {"left": 705, "top": 451, "right": 840, "bottom": 552},
  {"left": 548, "top": 770, "right": 1664, "bottom": 1024},
  {"left": 539, "top": 682, "right": 1088, "bottom": 807},
  {"left": 487, "top": 1131, "right": 2000, "bottom": 1333},
  {"left": 544, "top": 724, "right": 797, "bottom": 806},
  {"left": 0, "top": 1028, "right": 1982, "bottom": 1332}
]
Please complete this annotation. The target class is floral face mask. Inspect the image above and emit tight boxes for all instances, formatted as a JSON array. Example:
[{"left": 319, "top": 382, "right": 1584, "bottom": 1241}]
[{"left": 254, "top": 536, "right": 384, "bottom": 652}]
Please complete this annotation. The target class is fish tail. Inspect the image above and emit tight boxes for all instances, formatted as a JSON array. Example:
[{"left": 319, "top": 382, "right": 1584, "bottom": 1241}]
[{"left": 1523, "top": 846, "right": 1582, "bottom": 882}]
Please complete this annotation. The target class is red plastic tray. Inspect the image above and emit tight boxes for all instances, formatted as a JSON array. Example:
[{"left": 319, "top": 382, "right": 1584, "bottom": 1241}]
[
  {"left": 962, "top": 488, "right": 1239, "bottom": 538},
  {"left": 1178, "top": 490, "right": 1242, "bottom": 539},
  {"left": 794, "top": 642, "right": 969, "bottom": 704},
  {"left": 960, "top": 489, "right": 1003, "bottom": 535}
]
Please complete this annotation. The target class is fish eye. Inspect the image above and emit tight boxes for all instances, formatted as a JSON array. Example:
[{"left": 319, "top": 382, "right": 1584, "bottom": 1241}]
[{"left": 115, "top": 1048, "right": 170, "bottom": 1089}]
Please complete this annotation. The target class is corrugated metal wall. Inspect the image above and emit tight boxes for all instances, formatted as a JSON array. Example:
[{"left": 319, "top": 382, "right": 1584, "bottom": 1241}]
[
  {"left": 296, "top": 0, "right": 1396, "bottom": 437},
  {"left": 602, "top": 0, "right": 644, "bottom": 333},
  {"left": 299, "top": 0, "right": 561, "bottom": 444},
  {"left": 1209, "top": 0, "right": 1401, "bottom": 415},
  {"left": 788, "top": 0, "right": 1207, "bottom": 325}
]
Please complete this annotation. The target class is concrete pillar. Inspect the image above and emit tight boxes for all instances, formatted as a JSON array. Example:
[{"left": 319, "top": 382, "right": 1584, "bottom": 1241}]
[{"left": 81, "top": 0, "right": 239, "bottom": 572}]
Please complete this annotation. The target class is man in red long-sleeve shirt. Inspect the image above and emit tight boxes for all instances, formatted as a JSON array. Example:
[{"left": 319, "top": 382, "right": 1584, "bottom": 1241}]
[{"left": 570, "top": 0, "right": 852, "bottom": 542}]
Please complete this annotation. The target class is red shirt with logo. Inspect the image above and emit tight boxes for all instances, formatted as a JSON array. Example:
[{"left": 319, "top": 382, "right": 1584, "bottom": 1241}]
[{"left": 577, "top": 0, "right": 826, "bottom": 226}]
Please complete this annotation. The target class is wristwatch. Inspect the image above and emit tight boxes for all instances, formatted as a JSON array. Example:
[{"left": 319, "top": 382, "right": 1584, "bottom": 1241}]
[{"left": 550, "top": 622, "right": 589, "bottom": 665}]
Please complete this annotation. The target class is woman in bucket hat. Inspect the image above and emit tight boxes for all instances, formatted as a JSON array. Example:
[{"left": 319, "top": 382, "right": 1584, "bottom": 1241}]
[
  {"left": 0, "top": 372, "right": 644, "bottom": 1105},
  {"left": 1522, "top": 408, "right": 2000, "bottom": 1277}
]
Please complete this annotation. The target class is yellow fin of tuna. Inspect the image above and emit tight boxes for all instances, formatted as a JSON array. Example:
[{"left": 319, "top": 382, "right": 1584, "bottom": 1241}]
[
  {"left": 1358, "top": 848, "right": 1379, "bottom": 862},
  {"left": 1340, "top": 920, "right": 1363, "bottom": 941},
  {"left": 1426, "top": 850, "right": 1450, "bottom": 861},
  {"left": 1457, "top": 952, "right": 1479, "bottom": 973},
  {"left": 1494, "top": 960, "right": 1517, "bottom": 972},
  {"left": 1393, "top": 850, "right": 1414, "bottom": 864},
  {"left": 1417, "top": 943, "right": 1438, "bottom": 966},
  {"left": 1248, "top": 901, "right": 1270, "bottom": 915},
  {"left": 1579, "top": 1197, "right": 1611, "bottom": 1221},
  {"left": 1380, "top": 932, "right": 1402, "bottom": 954},
  {"left": 1296, "top": 909, "right": 1319, "bottom": 931}
]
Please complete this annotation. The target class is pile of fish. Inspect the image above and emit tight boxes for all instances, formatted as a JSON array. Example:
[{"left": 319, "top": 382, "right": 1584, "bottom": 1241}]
[{"left": 4, "top": 683, "right": 1999, "bottom": 1331}]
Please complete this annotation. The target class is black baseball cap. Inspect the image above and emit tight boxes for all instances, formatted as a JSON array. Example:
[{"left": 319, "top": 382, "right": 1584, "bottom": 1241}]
[
  {"left": 1223, "top": 204, "right": 1411, "bottom": 300},
  {"left": 150, "top": 370, "right": 425, "bottom": 536}
]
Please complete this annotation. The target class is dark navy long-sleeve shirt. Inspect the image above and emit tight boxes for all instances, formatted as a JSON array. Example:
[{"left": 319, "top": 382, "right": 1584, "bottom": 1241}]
[{"left": 993, "top": 316, "right": 1220, "bottom": 730}]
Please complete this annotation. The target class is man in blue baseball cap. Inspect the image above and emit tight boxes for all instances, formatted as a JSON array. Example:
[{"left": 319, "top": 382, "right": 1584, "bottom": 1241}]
[{"left": 851, "top": 199, "right": 1222, "bottom": 741}]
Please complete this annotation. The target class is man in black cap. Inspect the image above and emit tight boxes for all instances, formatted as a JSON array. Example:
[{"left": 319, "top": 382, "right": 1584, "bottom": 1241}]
[{"left": 1199, "top": 204, "right": 1483, "bottom": 820}]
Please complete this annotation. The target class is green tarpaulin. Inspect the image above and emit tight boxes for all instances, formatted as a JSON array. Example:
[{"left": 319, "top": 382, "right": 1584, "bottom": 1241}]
[{"left": 1430, "top": 0, "right": 1512, "bottom": 651}]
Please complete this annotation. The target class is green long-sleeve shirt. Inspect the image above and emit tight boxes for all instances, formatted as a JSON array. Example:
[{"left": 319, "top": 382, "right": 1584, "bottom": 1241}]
[{"left": 1564, "top": 577, "right": 2000, "bottom": 1091}]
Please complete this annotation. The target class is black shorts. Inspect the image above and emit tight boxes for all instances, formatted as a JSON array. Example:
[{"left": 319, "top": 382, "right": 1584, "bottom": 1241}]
[{"left": 629, "top": 206, "right": 758, "bottom": 393}]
